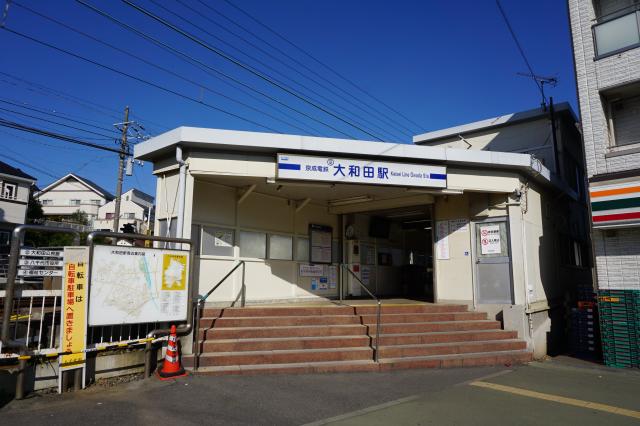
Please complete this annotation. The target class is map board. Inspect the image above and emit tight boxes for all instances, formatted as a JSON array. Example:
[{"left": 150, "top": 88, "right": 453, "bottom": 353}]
[{"left": 88, "top": 245, "right": 190, "bottom": 326}]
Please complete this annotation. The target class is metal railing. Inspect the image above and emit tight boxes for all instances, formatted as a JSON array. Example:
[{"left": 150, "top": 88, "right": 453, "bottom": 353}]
[
  {"left": 340, "top": 264, "right": 382, "bottom": 363},
  {"left": 192, "top": 261, "right": 246, "bottom": 371}
]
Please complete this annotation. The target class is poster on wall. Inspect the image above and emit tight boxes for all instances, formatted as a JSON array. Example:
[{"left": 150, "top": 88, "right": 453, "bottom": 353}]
[
  {"left": 435, "top": 221, "right": 450, "bottom": 260},
  {"left": 449, "top": 218, "right": 469, "bottom": 233},
  {"left": 309, "top": 224, "right": 332, "bottom": 264},
  {"left": 480, "top": 224, "right": 502, "bottom": 255},
  {"left": 214, "top": 230, "right": 233, "bottom": 247},
  {"left": 299, "top": 264, "right": 324, "bottom": 277}
]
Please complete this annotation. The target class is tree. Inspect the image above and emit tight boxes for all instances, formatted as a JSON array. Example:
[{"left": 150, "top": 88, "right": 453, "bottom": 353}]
[
  {"left": 26, "top": 192, "right": 44, "bottom": 223},
  {"left": 68, "top": 210, "right": 89, "bottom": 226}
]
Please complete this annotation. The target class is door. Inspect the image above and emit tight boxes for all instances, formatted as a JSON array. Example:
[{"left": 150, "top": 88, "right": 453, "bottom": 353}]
[{"left": 473, "top": 217, "right": 513, "bottom": 304}]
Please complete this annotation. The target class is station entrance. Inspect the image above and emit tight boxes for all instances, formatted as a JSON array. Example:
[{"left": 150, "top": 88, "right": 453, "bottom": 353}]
[{"left": 342, "top": 206, "right": 434, "bottom": 302}]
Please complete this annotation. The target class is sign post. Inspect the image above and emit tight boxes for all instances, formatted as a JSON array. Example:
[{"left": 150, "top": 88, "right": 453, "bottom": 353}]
[{"left": 58, "top": 247, "right": 89, "bottom": 393}]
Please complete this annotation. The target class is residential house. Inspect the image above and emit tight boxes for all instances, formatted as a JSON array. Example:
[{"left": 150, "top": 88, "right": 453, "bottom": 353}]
[
  {"left": 93, "top": 188, "right": 154, "bottom": 233},
  {"left": 0, "top": 160, "right": 36, "bottom": 246},
  {"left": 36, "top": 173, "right": 114, "bottom": 227},
  {"left": 568, "top": 0, "right": 640, "bottom": 291}
]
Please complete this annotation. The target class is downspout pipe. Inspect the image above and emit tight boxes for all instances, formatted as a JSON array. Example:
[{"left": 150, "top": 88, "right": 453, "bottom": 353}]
[{"left": 176, "top": 145, "right": 187, "bottom": 240}]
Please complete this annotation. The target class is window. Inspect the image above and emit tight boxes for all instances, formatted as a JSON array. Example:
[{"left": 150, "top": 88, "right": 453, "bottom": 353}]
[
  {"left": 157, "top": 218, "right": 177, "bottom": 248},
  {"left": 41, "top": 199, "right": 52, "bottom": 206},
  {"left": 593, "top": 10, "right": 640, "bottom": 58},
  {"left": 70, "top": 199, "right": 81, "bottom": 206},
  {"left": 269, "top": 234, "right": 293, "bottom": 260},
  {"left": 609, "top": 95, "right": 640, "bottom": 146},
  {"left": 123, "top": 213, "right": 135, "bottom": 219},
  {"left": 92, "top": 199, "right": 102, "bottom": 205},
  {"left": 105, "top": 212, "right": 114, "bottom": 220},
  {"left": 295, "top": 237, "right": 309, "bottom": 262},
  {"left": 239, "top": 230, "right": 266, "bottom": 258},
  {"left": 1, "top": 182, "right": 17, "bottom": 200},
  {"left": 201, "top": 227, "right": 234, "bottom": 256}
]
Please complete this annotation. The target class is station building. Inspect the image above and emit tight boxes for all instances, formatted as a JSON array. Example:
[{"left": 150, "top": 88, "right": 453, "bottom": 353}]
[{"left": 134, "top": 104, "right": 590, "bottom": 357}]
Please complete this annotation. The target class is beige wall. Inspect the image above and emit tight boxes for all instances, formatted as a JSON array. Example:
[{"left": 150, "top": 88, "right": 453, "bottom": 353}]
[
  {"left": 191, "top": 179, "right": 340, "bottom": 303},
  {"left": 38, "top": 179, "right": 107, "bottom": 218}
]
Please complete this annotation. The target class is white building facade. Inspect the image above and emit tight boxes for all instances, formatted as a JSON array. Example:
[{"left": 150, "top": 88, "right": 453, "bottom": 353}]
[
  {"left": 568, "top": 0, "right": 640, "bottom": 291},
  {"left": 135, "top": 123, "right": 590, "bottom": 358},
  {"left": 93, "top": 188, "right": 154, "bottom": 233},
  {"left": 0, "top": 161, "right": 36, "bottom": 245},
  {"left": 36, "top": 174, "right": 114, "bottom": 227}
]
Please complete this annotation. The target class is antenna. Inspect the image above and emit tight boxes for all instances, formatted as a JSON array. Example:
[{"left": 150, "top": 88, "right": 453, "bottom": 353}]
[{"left": 516, "top": 72, "right": 558, "bottom": 109}]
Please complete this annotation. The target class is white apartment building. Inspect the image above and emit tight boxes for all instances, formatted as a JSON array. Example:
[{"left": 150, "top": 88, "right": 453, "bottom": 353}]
[
  {"left": 0, "top": 160, "right": 36, "bottom": 245},
  {"left": 93, "top": 188, "right": 154, "bottom": 233},
  {"left": 568, "top": 0, "right": 640, "bottom": 291},
  {"left": 36, "top": 174, "right": 114, "bottom": 226}
]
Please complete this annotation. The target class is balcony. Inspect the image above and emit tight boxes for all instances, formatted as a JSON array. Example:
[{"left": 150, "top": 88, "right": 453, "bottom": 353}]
[{"left": 593, "top": 8, "right": 640, "bottom": 58}]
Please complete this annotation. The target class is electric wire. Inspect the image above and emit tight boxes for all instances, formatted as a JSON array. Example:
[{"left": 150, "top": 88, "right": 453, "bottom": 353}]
[
  {"left": 75, "top": 0, "right": 344, "bottom": 137},
  {"left": 495, "top": 0, "right": 546, "bottom": 105},
  {"left": 219, "top": 0, "right": 425, "bottom": 133},
  {"left": 0, "top": 105, "right": 117, "bottom": 139},
  {"left": 194, "top": 0, "right": 416, "bottom": 139},
  {"left": 1, "top": 26, "right": 282, "bottom": 134},
  {"left": 122, "top": 0, "right": 382, "bottom": 141},
  {"left": 0, "top": 117, "right": 126, "bottom": 154},
  {"left": 161, "top": 0, "right": 402, "bottom": 141},
  {"left": 0, "top": 98, "right": 118, "bottom": 135},
  {"left": 0, "top": 152, "right": 59, "bottom": 179},
  {"left": 12, "top": 2, "right": 316, "bottom": 136}
]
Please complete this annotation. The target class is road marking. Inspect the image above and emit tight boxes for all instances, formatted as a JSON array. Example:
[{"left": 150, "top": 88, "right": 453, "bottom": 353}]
[{"left": 470, "top": 381, "right": 640, "bottom": 420}]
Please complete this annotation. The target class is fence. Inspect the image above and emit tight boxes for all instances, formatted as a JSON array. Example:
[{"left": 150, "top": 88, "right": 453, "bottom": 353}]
[{"left": 0, "top": 225, "right": 194, "bottom": 398}]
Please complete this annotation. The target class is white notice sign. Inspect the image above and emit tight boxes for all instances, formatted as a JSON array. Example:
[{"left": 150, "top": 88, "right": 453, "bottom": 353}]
[
  {"left": 436, "top": 221, "right": 450, "bottom": 260},
  {"left": 449, "top": 218, "right": 469, "bottom": 233},
  {"left": 480, "top": 224, "right": 502, "bottom": 255},
  {"left": 277, "top": 154, "right": 447, "bottom": 188},
  {"left": 299, "top": 264, "right": 324, "bottom": 277},
  {"left": 214, "top": 230, "right": 233, "bottom": 247}
]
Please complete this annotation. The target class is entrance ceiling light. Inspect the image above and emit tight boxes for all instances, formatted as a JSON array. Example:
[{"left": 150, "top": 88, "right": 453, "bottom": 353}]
[{"left": 328, "top": 195, "right": 373, "bottom": 206}]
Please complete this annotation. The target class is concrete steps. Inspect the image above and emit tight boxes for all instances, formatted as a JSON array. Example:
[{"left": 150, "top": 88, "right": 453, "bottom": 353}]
[{"left": 188, "top": 303, "right": 531, "bottom": 376}]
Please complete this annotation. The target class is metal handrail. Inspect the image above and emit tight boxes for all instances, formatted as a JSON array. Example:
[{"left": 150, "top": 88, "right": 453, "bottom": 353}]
[
  {"left": 340, "top": 264, "right": 382, "bottom": 363},
  {"left": 192, "top": 260, "right": 246, "bottom": 371}
]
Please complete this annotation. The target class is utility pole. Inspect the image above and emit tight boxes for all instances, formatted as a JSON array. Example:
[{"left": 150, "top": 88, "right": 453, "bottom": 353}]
[{"left": 113, "top": 106, "right": 130, "bottom": 233}]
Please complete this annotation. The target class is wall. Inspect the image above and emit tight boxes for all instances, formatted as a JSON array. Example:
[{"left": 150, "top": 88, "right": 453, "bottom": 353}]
[
  {"left": 38, "top": 179, "right": 105, "bottom": 218},
  {"left": 191, "top": 179, "right": 340, "bottom": 304},
  {"left": 0, "top": 180, "right": 30, "bottom": 224},
  {"left": 594, "top": 227, "right": 640, "bottom": 290},
  {"left": 569, "top": 0, "right": 640, "bottom": 177}
]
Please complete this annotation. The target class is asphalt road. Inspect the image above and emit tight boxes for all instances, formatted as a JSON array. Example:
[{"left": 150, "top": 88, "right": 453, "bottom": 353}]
[{"left": 2, "top": 358, "right": 639, "bottom": 425}]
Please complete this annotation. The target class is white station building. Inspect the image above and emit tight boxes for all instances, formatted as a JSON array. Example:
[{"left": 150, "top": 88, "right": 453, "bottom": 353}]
[{"left": 134, "top": 110, "right": 590, "bottom": 357}]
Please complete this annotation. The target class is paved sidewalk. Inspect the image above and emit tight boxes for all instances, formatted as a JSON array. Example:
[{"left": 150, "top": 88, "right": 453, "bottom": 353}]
[{"left": 2, "top": 358, "right": 639, "bottom": 425}]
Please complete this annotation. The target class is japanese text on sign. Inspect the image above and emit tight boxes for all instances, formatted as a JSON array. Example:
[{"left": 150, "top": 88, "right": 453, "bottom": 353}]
[
  {"left": 277, "top": 154, "right": 447, "bottom": 188},
  {"left": 480, "top": 224, "right": 502, "bottom": 255},
  {"left": 60, "top": 248, "right": 88, "bottom": 370}
]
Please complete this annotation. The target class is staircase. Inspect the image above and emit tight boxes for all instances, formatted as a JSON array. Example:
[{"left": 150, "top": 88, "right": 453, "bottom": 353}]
[{"left": 184, "top": 303, "right": 531, "bottom": 375}]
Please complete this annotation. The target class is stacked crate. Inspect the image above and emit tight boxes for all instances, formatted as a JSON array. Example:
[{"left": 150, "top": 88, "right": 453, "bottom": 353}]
[
  {"left": 598, "top": 290, "right": 640, "bottom": 369},
  {"left": 569, "top": 284, "right": 600, "bottom": 359}
]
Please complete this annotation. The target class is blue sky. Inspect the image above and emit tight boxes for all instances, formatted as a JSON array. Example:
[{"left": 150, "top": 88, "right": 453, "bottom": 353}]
[{"left": 0, "top": 0, "right": 577, "bottom": 196}]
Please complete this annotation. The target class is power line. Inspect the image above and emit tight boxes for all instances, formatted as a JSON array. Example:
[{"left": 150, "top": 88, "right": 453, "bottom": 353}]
[
  {"left": 0, "top": 105, "right": 117, "bottom": 139},
  {"left": 76, "top": 0, "right": 349, "bottom": 137},
  {"left": 192, "top": 0, "right": 415, "bottom": 139},
  {"left": 0, "top": 98, "right": 118, "bottom": 135},
  {"left": 12, "top": 2, "right": 315, "bottom": 136},
  {"left": 0, "top": 128, "right": 94, "bottom": 151},
  {"left": 1, "top": 27, "right": 283, "bottom": 134},
  {"left": 0, "top": 153, "right": 59, "bottom": 179},
  {"left": 122, "top": 0, "right": 383, "bottom": 141},
  {"left": 0, "top": 117, "right": 125, "bottom": 154},
  {"left": 161, "top": 0, "right": 401, "bottom": 141},
  {"left": 495, "top": 0, "right": 546, "bottom": 105},
  {"left": 219, "top": 0, "right": 425, "bottom": 134}
]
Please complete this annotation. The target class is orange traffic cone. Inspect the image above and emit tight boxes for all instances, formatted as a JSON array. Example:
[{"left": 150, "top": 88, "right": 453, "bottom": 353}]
[{"left": 157, "top": 325, "right": 187, "bottom": 380}]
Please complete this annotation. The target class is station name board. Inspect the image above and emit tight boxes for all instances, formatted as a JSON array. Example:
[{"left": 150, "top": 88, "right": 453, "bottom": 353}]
[{"left": 277, "top": 154, "right": 446, "bottom": 188}]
